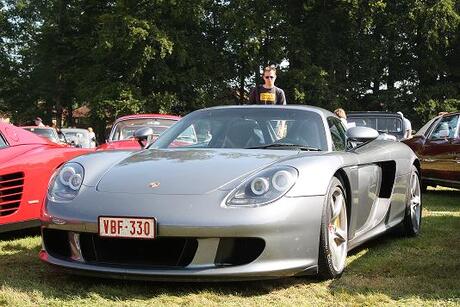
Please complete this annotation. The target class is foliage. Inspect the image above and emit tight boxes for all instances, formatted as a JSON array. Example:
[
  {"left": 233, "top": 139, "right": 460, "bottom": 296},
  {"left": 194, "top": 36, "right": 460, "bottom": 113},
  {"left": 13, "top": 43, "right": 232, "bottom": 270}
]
[{"left": 0, "top": 0, "right": 458, "bottom": 130}]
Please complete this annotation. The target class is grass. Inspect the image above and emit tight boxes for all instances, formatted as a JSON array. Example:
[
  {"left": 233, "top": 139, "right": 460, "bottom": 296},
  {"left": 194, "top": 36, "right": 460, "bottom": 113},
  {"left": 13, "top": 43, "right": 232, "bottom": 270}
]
[{"left": 0, "top": 187, "right": 459, "bottom": 306}]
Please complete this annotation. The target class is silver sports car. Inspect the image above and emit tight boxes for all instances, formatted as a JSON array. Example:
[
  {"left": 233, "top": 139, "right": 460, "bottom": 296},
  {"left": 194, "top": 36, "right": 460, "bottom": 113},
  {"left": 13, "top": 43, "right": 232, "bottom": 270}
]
[{"left": 40, "top": 105, "right": 422, "bottom": 280}]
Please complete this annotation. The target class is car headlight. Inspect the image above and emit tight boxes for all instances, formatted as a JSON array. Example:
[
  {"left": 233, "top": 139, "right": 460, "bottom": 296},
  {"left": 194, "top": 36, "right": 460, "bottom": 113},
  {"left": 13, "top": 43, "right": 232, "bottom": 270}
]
[
  {"left": 48, "top": 162, "right": 85, "bottom": 202},
  {"left": 226, "top": 166, "right": 298, "bottom": 207}
]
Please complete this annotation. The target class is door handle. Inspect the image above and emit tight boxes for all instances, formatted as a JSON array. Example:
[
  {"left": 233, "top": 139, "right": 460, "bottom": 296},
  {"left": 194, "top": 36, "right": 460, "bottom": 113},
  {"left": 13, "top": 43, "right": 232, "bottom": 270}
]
[{"left": 423, "top": 159, "right": 435, "bottom": 162}]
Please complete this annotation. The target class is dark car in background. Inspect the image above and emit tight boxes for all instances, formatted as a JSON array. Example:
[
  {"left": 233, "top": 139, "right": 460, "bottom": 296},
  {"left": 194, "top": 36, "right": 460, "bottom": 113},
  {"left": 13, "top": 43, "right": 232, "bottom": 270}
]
[
  {"left": 347, "top": 112, "right": 405, "bottom": 140},
  {"left": 403, "top": 112, "right": 459, "bottom": 190},
  {"left": 21, "top": 126, "right": 68, "bottom": 145}
]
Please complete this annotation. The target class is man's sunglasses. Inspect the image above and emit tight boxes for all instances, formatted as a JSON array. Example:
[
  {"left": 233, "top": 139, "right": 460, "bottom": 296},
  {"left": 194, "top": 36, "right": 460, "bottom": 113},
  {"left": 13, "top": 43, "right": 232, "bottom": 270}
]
[{"left": 264, "top": 76, "right": 275, "bottom": 79}]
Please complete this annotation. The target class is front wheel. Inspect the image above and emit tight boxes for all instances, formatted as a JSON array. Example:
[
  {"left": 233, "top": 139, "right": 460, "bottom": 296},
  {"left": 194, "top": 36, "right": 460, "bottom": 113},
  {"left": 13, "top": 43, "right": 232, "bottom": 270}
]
[{"left": 318, "top": 177, "right": 348, "bottom": 279}]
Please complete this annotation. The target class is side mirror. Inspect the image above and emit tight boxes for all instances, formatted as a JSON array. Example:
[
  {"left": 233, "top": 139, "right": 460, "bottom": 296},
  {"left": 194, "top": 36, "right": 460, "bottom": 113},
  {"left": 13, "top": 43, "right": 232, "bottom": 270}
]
[
  {"left": 346, "top": 126, "right": 379, "bottom": 148},
  {"left": 134, "top": 127, "right": 154, "bottom": 149}
]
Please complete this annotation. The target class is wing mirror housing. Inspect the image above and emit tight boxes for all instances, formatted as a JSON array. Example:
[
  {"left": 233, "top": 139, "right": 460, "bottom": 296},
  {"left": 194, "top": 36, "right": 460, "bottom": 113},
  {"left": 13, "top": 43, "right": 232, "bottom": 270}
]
[
  {"left": 134, "top": 127, "right": 154, "bottom": 149},
  {"left": 346, "top": 126, "right": 379, "bottom": 148}
]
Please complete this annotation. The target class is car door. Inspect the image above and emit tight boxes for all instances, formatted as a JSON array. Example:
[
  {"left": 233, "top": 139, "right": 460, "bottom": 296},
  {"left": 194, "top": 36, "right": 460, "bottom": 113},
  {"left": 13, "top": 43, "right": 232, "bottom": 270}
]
[
  {"left": 328, "top": 117, "right": 381, "bottom": 235},
  {"left": 419, "top": 114, "right": 460, "bottom": 182}
]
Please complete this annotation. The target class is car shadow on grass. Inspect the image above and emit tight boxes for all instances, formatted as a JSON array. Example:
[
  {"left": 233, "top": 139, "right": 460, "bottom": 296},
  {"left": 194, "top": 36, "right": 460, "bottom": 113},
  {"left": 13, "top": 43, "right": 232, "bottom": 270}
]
[
  {"left": 328, "top": 213, "right": 460, "bottom": 301},
  {"left": 0, "top": 238, "right": 312, "bottom": 301},
  {"left": 0, "top": 189, "right": 458, "bottom": 302},
  {"left": 0, "top": 228, "right": 40, "bottom": 241},
  {"left": 423, "top": 188, "right": 460, "bottom": 212}
]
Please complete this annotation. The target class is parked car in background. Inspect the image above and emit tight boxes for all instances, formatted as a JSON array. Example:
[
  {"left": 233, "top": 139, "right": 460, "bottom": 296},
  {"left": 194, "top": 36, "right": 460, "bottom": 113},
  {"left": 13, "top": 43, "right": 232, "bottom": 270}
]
[
  {"left": 97, "top": 114, "right": 181, "bottom": 150},
  {"left": 61, "top": 128, "right": 95, "bottom": 149},
  {"left": 0, "top": 123, "right": 90, "bottom": 233},
  {"left": 21, "top": 126, "right": 67, "bottom": 145},
  {"left": 403, "top": 112, "right": 459, "bottom": 190},
  {"left": 41, "top": 105, "right": 421, "bottom": 281},
  {"left": 347, "top": 112, "right": 405, "bottom": 140}
]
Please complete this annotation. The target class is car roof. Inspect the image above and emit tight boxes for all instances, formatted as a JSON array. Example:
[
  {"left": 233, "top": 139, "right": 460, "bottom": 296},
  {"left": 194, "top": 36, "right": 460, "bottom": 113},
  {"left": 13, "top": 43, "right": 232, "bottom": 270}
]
[
  {"left": 114, "top": 114, "right": 181, "bottom": 124},
  {"left": 198, "top": 104, "right": 336, "bottom": 118},
  {"left": 61, "top": 128, "right": 89, "bottom": 133},
  {"left": 21, "top": 126, "right": 57, "bottom": 130},
  {"left": 440, "top": 112, "right": 460, "bottom": 117},
  {"left": 348, "top": 111, "right": 402, "bottom": 117}
]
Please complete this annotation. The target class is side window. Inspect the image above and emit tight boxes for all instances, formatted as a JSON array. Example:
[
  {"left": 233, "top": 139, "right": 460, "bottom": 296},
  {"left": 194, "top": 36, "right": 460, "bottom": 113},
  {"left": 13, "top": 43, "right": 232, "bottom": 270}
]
[
  {"left": 0, "top": 133, "right": 8, "bottom": 149},
  {"left": 429, "top": 115, "right": 459, "bottom": 140},
  {"left": 168, "top": 119, "right": 212, "bottom": 148},
  {"left": 328, "top": 117, "right": 346, "bottom": 151},
  {"left": 174, "top": 125, "right": 198, "bottom": 145}
]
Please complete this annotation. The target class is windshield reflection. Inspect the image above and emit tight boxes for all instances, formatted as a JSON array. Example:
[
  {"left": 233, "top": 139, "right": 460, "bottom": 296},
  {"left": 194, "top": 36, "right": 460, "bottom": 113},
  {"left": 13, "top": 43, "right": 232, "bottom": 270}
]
[{"left": 151, "top": 108, "right": 327, "bottom": 151}]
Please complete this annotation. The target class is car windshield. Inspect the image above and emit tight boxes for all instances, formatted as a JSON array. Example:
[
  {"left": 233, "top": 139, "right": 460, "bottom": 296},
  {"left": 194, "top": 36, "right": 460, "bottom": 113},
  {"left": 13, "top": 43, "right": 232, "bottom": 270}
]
[
  {"left": 151, "top": 107, "right": 328, "bottom": 151},
  {"left": 348, "top": 116, "right": 403, "bottom": 133},
  {"left": 24, "top": 128, "right": 59, "bottom": 143},
  {"left": 62, "top": 130, "right": 90, "bottom": 147},
  {"left": 110, "top": 118, "right": 177, "bottom": 141}
]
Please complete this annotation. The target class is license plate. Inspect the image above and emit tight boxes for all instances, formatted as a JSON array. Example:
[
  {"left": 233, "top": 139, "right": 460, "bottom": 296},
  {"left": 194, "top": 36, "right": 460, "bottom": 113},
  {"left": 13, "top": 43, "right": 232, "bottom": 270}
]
[{"left": 98, "top": 217, "right": 156, "bottom": 239}]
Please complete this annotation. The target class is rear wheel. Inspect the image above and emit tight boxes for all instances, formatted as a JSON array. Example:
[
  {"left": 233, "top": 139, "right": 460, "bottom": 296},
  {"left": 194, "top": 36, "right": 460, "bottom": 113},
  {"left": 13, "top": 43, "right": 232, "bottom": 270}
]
[
  {"left": 318, "top": 177, "right": 348, "bottom": 279},
  {"left": 421, "top": 181, "right": 428, "bottom": 193},
  {"left": 403, "top": 166, "right": 422, "bottom": 236}
]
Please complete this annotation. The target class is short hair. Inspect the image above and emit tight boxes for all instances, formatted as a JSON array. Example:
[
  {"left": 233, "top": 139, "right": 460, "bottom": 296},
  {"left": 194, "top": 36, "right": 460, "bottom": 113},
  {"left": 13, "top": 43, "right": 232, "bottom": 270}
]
[
  {"left": 334, "top": 108, "right": 346, "bottom": 119},
  {"left": 0, "top": 110, "right": 9, "bottom": 117},
  {"left": 263, "top": 65, "right": 277, "bottom": 75}
]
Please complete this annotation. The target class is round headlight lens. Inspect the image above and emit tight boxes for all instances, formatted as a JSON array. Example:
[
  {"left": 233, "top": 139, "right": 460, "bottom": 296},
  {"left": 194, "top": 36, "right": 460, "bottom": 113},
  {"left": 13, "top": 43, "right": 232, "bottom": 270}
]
[
  {"left": 272, "top": 170, "right": 293, "bottom": 191},
  {"left": 59, "top": 166, "right": 76, "bottom": 186},
  {"left": 69, "top": 173, "right": 83, "bottom": 191},
  {"left": 250, "top": 177, "right": 270, "bottom": 195}
]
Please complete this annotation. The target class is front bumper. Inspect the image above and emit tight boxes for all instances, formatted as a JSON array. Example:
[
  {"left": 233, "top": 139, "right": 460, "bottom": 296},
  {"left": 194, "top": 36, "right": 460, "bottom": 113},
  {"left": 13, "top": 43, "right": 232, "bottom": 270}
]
[{"left": 40, "top": 190, "right": 325, "bottom": 281}]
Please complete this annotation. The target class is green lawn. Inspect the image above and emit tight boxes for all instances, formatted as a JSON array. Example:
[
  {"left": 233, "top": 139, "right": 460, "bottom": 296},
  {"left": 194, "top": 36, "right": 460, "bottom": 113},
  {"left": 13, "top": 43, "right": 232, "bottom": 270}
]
[{"left": 1, "top": 187, "right": 459, "bottom": 306}]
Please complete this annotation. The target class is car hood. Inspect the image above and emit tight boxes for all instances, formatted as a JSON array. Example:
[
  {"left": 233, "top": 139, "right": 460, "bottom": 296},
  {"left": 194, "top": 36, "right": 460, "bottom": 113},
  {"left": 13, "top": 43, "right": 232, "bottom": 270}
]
[{"left": 96, "top": 148, "right": 297, "bottom": 195}]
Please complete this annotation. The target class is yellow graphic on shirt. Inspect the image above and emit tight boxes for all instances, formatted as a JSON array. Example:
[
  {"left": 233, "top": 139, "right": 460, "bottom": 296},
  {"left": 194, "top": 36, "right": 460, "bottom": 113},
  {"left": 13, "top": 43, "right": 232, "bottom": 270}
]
[{"left": 260, "top": 92, "right": 276, "bottom": 104}]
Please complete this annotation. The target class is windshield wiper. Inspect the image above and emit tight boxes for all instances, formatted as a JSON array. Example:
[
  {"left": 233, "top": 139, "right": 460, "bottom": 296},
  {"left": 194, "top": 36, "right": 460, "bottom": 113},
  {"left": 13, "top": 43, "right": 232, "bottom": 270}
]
[{"left": 246, "top": 143, "right": 322, "bottom": 151}]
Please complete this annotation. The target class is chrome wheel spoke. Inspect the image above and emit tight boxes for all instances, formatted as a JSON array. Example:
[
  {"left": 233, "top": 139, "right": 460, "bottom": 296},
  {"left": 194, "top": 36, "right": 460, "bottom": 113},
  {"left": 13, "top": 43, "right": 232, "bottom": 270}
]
[
  {"left": 334, "top": 228, "right": 347, "bottom": 245},
  {"left": 327, "top": 186, "right": 348, "bottom": 272},
  {"left": 411, "top": 175, "right": 417, "bottom": 195},
  {"left": 412, "top": 195, "right": 421, "bottom": 207},
  {"left": 409, "top": 171, "right": 421, "bottom": 230},
  {"left": 331, "top": 193, "right": 343, "bottom": 221}
]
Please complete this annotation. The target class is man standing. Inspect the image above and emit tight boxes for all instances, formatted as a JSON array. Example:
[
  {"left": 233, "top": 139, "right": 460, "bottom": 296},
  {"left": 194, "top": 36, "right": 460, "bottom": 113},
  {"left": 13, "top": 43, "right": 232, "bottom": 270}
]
[
  {"left": 397, "top": 111, "right": 412, "bottom": 139},
  {"left": 0, "top": 111, "right": 10, "bottom": 124},
  {"left": 34, "top": 117, "right": 45, "bottom": 127},
  {"left": 249, "top": 65, "right": 286, "bottom": 105}
]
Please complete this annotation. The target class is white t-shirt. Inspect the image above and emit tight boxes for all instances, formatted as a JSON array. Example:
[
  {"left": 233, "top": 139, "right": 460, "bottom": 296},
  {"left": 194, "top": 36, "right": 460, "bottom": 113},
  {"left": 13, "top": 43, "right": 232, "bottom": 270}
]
[{"left": 403, "top": 117, "right": 412, "bottom": 138}]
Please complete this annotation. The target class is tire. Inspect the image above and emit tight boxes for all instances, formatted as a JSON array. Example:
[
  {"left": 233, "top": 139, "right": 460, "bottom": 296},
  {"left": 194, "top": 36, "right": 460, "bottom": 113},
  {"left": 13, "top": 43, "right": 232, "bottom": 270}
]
[
  {"left": 403, "top": 166, "right": 422, "bottom": 236},
  {"left": 318, "top": 177, "right": 348, "bottom": 280},
  {"left": 421, "top": 181, "right": 428, "bottom": 193}
]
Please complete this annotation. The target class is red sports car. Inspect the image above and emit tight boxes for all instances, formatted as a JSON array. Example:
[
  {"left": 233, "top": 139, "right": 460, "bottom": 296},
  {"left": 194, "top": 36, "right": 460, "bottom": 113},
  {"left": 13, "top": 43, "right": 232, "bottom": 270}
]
[
  {"left": 0, "top": 122, "right": 90, "bottom": 232},
  {"left": 403, "top": 112, "right": 459, "bottom": 190},
  {"left": 97, "top": 114, "right": 181, "bottom": 150}
]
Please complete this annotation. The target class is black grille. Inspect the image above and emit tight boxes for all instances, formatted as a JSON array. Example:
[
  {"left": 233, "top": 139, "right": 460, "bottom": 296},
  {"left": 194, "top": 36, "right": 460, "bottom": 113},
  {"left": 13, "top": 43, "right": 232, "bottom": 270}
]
[
  {"left": 42, "top": 228, "right": 72, "bottom": 258},
  {"left": 0, "top": 172, "right": 24, "bottom": 216},
  {"left": 79, "top": 233, "right": 198, "bottom": 268},
  {"left": 214, "top": 238, "right": 265, "bottom": 266},
  {"left": 42, "top": 229, "right": 265, "bottom": 268}
]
